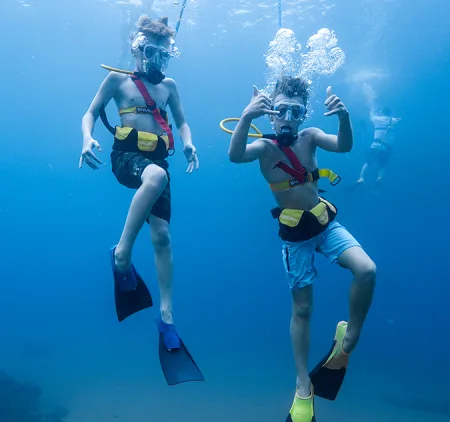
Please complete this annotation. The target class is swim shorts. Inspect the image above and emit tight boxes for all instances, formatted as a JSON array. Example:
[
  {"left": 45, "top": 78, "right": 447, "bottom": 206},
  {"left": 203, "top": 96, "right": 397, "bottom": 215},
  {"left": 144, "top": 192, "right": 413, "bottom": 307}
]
[
  {"left": 110, "top": 151, "right": 171, "bottom": 223},
  {"left": 281, "top": 220, "right": 361, "bottom": 290},
  {"left": 366, "top": 141, "right": 393, "bottom": 168}
]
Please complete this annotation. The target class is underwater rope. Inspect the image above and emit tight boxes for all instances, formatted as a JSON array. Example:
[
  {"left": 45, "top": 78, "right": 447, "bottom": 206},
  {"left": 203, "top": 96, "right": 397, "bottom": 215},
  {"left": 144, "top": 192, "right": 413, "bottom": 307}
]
[{"left": 175, "top": 0, "right": 188, "bottom": 36}]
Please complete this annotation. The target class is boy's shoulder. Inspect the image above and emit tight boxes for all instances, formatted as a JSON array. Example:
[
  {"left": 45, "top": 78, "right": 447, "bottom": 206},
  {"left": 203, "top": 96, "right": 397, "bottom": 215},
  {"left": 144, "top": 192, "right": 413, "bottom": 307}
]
[
  {"left": 162, "top": 77, "right": 177, "bottom": 88},
  {"left": 299, "top": 127, "right": 319, "bottom": 139},
  {"left": 104, "top": 70, "right": 130, "bottom": 86}
]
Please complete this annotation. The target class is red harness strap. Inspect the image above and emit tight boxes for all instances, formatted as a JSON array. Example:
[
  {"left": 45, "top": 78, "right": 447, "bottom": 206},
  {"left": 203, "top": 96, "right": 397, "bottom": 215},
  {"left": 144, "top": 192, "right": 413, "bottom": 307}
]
[
  {"left": 131, "top": 75, "right": 175, "bottom": 153},
  {"left": 272, "top": 140, "right": 308, "bottom": 183}
]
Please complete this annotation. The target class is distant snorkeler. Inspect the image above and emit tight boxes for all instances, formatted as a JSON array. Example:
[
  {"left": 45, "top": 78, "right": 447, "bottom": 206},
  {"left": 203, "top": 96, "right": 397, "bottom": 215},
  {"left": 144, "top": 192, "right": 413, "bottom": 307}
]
[
  {"left": 355, "top": 82, "right": 401, "bottom": 185},
  {"left": 356, "top": 105, "right": 401, "bottom": 185},
  {"left": 80, "top": 14, "right": 202, "bottom": 386},
  {"left": 226, "top": 77, "right": 376, "bottom": 422}
]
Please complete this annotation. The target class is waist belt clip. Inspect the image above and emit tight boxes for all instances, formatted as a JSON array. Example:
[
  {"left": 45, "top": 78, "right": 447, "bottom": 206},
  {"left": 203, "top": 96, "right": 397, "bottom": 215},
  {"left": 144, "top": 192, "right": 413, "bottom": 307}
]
[{"left": 331, "top": 175, "right": 341, "bottom": 186}]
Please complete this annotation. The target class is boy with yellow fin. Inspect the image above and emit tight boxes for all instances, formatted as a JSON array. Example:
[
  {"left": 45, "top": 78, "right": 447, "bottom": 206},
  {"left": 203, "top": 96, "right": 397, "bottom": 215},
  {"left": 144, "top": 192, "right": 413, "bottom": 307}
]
[
  {"left": 80, "top": 14, "right": 202, "bottom": 386},
  {"left": 227, "top": 77, "right": 376, "bottom": 421}
]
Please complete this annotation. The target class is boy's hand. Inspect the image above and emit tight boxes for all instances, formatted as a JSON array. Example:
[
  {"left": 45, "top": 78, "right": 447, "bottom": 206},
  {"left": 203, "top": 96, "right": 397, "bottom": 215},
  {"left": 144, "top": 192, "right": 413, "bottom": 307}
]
[
  {"left": 324, "top": 86, "right": 349, "bottom": 118},
  {"left": 79, "top": 137, "right": 102, "bottom": 170},
  {"left": 183, "top": 143, "right": 199, "bottom": 174},
  {"left": 243, "top": 85, "right": 279, "bottom": 120}
]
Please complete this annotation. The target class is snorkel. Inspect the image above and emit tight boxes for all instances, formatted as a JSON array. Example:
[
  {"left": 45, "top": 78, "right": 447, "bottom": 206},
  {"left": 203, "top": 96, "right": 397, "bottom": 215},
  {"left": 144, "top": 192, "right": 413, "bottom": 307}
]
[{"left": 276, "top": 126, "right": 298, "bottom": 147}]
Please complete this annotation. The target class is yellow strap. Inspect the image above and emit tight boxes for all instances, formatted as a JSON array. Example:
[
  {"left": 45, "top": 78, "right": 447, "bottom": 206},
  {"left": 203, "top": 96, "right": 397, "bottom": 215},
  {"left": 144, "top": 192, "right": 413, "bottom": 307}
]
[
  {"left": 318, "top": 169, "right": 340, "bottom": 185},
  {"left": 119, "top": 106, "right": 154, "bottom": 115},
  {"left": 119, "top": 107, "right": 137, "bottom": 115},
  {"left": 270, "top": 168, "right": 340, "bottom": 192},
  {"left": 270, "top": 179, "right": 295, "bottom": 192}
]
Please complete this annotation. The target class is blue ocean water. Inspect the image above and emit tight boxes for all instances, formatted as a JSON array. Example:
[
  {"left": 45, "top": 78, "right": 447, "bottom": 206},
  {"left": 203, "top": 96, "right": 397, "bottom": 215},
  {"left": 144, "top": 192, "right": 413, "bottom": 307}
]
[{"left": 0, "top": 0, "right": 449, "bottom": 421}]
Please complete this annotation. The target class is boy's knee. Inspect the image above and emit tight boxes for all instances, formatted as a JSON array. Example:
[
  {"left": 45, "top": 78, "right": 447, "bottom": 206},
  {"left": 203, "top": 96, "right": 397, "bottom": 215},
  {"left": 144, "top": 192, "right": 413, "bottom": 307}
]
[
  {"left": 152, "top": 226, "right": 171, "bottom": 251},
  {"left": 292, "top": 300, "right": 313, "bottom": 320},
  {"left": 355, "top": 259, "right": 376, "bottom": 285},
  {"left": 141, "top": 164, "right": 168, "bottom": 189}
]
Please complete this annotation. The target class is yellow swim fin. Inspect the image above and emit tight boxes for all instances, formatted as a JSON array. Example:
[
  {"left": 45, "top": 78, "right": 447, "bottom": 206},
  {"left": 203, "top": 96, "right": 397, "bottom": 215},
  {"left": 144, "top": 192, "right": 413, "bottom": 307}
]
[
  {"left": 285, "top": 390, "right": 315, "bottom": 422},
  {"left": 309, "top": 321, "right": 349, "bottom": 400}
]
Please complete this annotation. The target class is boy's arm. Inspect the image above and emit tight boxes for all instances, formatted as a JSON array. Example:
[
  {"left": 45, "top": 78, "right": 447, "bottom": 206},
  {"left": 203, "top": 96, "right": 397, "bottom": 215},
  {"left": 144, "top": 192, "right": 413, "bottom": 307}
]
[
  {"left": 228, "top": 115, "right": 267, "bottom": 163},
  {"left": 166, "top": 78, "right": 199, "bottom": 173},
  {"left": 311, "top": 87, "right": 353, "bottom": 153},
  {"left": 81, "top": 72, "right": 119, "bottom": 141},
  {"left": 80, "top": 72, "right": 119, "bottom": 169},
  {"left": 166, "top": 78, "right": 192, "bottom": 148},
  {"left": 228, "top": 85, "right": 278, "bottom": 163}
]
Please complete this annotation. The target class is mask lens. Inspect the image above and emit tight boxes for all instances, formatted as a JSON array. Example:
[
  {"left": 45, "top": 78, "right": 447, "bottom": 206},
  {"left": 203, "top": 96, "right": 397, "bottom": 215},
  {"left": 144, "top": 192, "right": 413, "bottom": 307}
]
[
  {"left": 274, "top": 103, "right": 305, "bottom": 121},
  {"left": 143, "top": 45, "right": 158, "bottom": 60},
  {"left": 274, "top": 105, "right": 289, "bottom": 119},
  {"left": 291, "top": 106, "right": 305, "bottom": 120},
  {"left": 161, "top": 50, "right": 171, "bottom": 60},
  {"left": 144, "top": 44, "right": 171, "bottom": 60}
]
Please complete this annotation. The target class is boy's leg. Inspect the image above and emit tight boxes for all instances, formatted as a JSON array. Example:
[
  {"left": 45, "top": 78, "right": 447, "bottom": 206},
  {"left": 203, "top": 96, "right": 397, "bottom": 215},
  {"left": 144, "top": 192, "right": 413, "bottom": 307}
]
[
  {"left": 338, "top": 246, "right": 376, "bottom": 353},
  {"left": 115, "top": 163, "right": 168, "bottom": 272},
  {"left": 319, "top": 221, "right": 376, "bottom": 353},
  {"left": 375, "top": 147, "right": 391, "bottom": 183},
  {"left": 357, "top": 162, "right": 369, "bottom": 183},
  {"left": 291, "top": 285, "right": 313, "bottom": 397},
  {"left": 358, "top": 144, "right": 380, "bottom": 183},
  {"left": 282, "top": 240, "right": 318, "bottom": 397},
  {"left": 148, "top": 215, "right": 174, "bottom": 324},
  {"left": 376, "top": 167, "right": 386, "bottom": 182}
]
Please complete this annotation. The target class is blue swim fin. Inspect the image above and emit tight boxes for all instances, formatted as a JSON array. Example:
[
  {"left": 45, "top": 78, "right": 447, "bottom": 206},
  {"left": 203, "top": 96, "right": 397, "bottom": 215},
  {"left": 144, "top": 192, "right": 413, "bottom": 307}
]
[
  {"left": 155, "top": 318, "right": 204, "bottom": 386},
  {"left": 110, "top": 247, "right": 153, "bottom": 322}
]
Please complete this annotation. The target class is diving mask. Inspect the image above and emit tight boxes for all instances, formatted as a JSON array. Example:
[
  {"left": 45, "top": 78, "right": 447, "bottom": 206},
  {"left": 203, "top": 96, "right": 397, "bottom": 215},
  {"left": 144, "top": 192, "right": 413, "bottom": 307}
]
[
  {"left": 132, "top": 32, "right": 179, "bottom": 84},
  {"left": 273, "top": 102, "right": 306, "bottom": 122},
  {"left": 141, "top": 43, "right": 174, "bottom": 70}
]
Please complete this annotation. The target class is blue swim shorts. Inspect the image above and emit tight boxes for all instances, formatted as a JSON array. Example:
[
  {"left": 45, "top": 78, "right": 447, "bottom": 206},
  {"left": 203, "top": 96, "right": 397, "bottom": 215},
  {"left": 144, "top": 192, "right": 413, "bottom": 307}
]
[{"left": 281, "top": 220, "right": 361, "bottom": 290}]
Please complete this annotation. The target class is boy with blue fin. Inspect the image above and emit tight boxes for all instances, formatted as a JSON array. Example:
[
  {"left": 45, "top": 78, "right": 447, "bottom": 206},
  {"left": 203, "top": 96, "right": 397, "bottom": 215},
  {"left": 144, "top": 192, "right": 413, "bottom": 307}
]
[
  {"left": 226, "top": 77, "right": 376, "bottom": 421},
  {"left": 79, "top": 14, "right": 202, "bottom": 386}
]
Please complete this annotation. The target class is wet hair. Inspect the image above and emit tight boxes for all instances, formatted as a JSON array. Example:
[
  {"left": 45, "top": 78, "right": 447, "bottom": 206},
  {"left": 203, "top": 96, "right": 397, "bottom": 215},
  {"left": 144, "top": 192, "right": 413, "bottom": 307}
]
[
  {"left": 134, "top": 15, "right": 175, "bottom": 43},
  {"left": 272, "top": 76, "right": 309, "bottom": 105}
]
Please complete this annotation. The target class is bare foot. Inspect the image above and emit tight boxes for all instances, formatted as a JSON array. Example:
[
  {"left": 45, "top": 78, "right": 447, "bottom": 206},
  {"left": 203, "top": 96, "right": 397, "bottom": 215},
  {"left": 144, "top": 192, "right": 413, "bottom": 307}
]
[
  {"left": 324, "top": 331, "right": 355, "bottom": 370},
  {"left": 324, "top": 350, "right": 349, "bottom": 370},
  {"left": 161, "top": 308, "right": 174, "bottom": 325},
  {"left": 296, "top": 379, "right": 312, "bottom": 398},
  {"left": 114, "top": 246, "right": 131, "bottom": 273}
]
